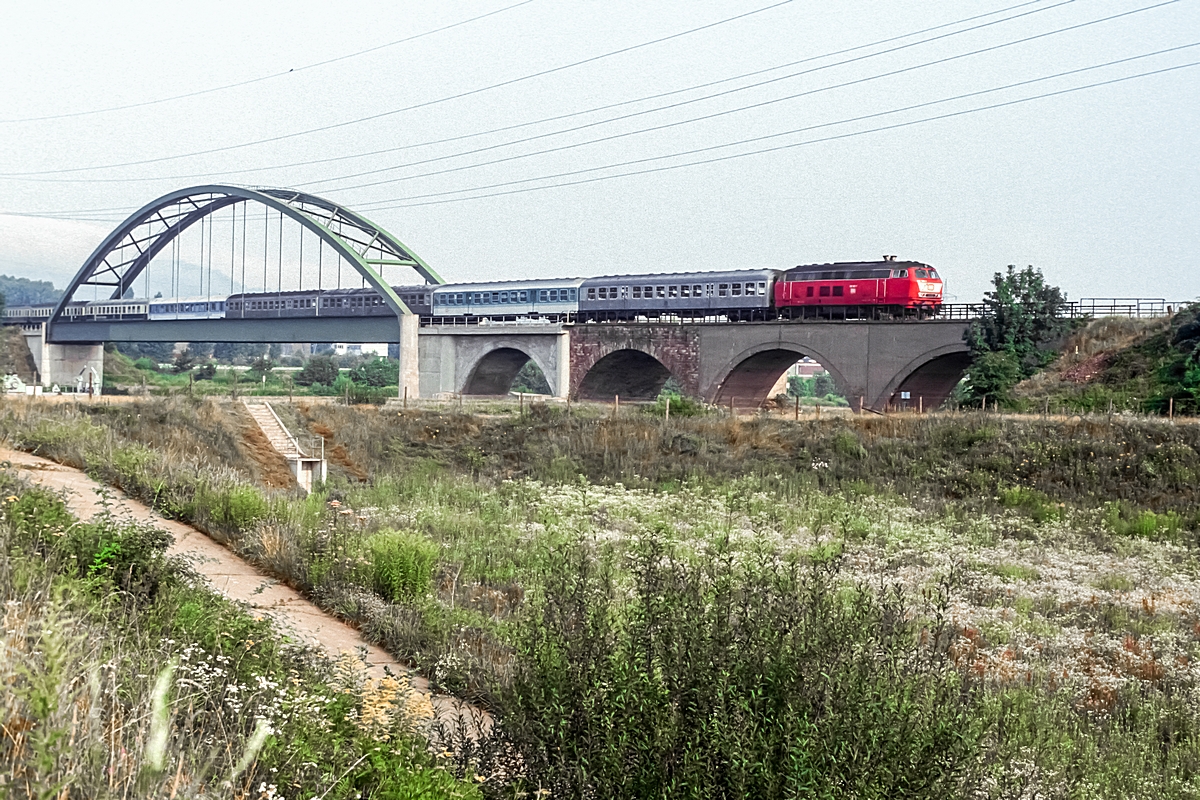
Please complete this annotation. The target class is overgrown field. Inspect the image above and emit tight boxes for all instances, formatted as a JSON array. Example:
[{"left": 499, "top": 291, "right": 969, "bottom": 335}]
[
  {"left": 0, "top": 467, "right": 478, "bottom": 798},
  {"left": 6, "top": 397, "right": 1200, "bottom": 797}
]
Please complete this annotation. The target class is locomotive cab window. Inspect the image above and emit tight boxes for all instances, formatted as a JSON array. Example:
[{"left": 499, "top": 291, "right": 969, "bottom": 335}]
[{"left": 891, "top": 269, "right": 909, "bottom": 278}]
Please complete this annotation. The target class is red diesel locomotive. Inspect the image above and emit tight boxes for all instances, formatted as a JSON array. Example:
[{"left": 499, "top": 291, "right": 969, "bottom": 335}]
[{"left": 774, "top": 258, "right": 943, "bottom": 319}]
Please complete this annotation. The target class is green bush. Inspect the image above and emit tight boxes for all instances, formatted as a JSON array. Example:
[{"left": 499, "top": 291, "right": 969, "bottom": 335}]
[
  {"left": 211, "top": 484, "right": 270, "bottom": 533},
  {"left": 369, "top": 529, "right": 439, "bottom": 602},
  {"left": 132, "top": 356, "right": 158, "bottom": 372},
  {"left": 998, "top": 485, "right": 1061, "bottom": 523},
  {"left": 470, "top": 536, "right": 979, "bottom": 798},
  {"left": 649, "top": 391, "right": 706, "bottom": 417}
]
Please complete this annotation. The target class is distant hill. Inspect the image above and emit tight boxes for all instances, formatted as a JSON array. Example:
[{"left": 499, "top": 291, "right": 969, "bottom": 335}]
[{"left": 0, "top": 273, "right": 62, "bottom": 307}]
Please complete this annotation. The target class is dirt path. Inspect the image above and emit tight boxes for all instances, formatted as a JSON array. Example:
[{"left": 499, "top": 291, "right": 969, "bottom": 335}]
[{"left": 0, "top": 446, "right": 475, "bottom": 726}]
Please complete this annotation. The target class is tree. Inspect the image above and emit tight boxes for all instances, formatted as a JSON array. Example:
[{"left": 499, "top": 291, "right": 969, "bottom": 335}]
[
  {"left": 813, "top": 372, "right": 839, "bottom": 398},
  {"left": 172, "top": 347, "right": 197, "bottom": 374},
  {"left": 350, "top": 357, "right": 400, "bottom": 387},
  {"left": 965, "top": 265, "right": 1070, "bottom": 402},
  {"left": 294, "top": 354, "right": 339, "bottom": 386},
  {"left": 510, "top": 360, "right": 550, "bottom": 394},
  {"left": 213, "top": 342, "right": 267, "bottom": 363}
]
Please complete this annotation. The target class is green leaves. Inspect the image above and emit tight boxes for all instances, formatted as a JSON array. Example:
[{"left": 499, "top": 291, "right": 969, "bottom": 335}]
[{"left": 966, "top": 265, "right": 1071, "bottom": 403}]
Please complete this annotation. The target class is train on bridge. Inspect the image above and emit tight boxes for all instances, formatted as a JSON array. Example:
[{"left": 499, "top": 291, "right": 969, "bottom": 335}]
[{"left": 4, "top": 258, "right": 942, "bottom": 326}]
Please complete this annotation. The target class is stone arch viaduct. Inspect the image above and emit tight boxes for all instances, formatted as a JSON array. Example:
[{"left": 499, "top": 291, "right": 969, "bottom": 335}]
[{"left": 419, "top": 320, "right": 972, "bottom": 412}]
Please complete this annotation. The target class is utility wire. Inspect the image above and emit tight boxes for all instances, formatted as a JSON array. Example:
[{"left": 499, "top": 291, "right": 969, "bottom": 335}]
[
  {"left": 0, "top": 1, "right": 536, "bottom": 124},
  {"left": 0, "top": 0, "right": 793, "bottom": 175},
  {"left": 1, "top": 0, "right": 1056, "bottom": 185},
  {"left": 356, "top": 59, "right": 1200, "bottom": 211},
  {"left": 309, "top": 0, "right": 1175, "bottom": 194},
  {"left": 18, "top": 45, "right": 1192, "bottom": 223}
]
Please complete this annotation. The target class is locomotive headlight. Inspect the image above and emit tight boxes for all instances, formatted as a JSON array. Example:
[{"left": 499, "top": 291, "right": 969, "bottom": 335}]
[{"left": 918, "top": 280, "right": 940, "bottom": 293}]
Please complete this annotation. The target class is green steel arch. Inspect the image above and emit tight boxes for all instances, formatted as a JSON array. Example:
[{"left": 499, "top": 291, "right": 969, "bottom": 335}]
[{"left": 49, "top": 185, "right": 442, "bottom": 327}]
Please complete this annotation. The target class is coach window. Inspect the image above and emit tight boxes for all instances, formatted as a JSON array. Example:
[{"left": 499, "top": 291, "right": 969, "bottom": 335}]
[
  {"left": 587, "top": 288, "right": 596, "bottom": 300},
  {"left": 757, "top": 282, "right": 766, "bottom": 295},
  {"left": 819, "top": 286, "right": 831, "bottom": 297},
  {"left": 680, "top": 285, "right": 690, "bottom": 298},
  {"left": 718, "top": 284, "right": 728, "bottom": 297},
  {"left": 731, "top": 283, "right": 742, "bottom": 296},
  {"left": 694, "top": 285, "right": 702, "bottom": 296},
  {"left": 668, "top": 285, "right": 679, "bottom": 298},
  {"left": 833, "top": 286, "right": 844, "bottom": 297},
  {"left": 656, "top": 286, "right": 665, "bottom": 298},
  {"left": 632, "top": 286, "right": 642, "bottom": 298}
]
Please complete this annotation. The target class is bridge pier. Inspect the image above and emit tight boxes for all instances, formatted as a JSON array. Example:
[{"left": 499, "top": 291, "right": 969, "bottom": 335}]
[{"left": 20, "top": 325, "right": 104, "bottom": 391}]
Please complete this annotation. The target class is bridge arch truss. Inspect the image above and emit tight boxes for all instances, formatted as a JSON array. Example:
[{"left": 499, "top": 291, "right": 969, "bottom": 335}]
[{"left": 50, "top": 185, "right": 442, "bottom": 326}]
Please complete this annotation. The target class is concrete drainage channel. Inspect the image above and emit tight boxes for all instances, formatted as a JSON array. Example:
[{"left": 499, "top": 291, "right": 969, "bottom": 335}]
[{"left": 0, "top": 446, "right": 483, "bottom": 734}]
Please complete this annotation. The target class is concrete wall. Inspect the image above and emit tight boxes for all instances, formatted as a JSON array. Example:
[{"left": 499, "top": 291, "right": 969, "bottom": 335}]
[
  {"left": 19, "top": 325, "right": 104, "bottom": 391},
  {"left": 418, "top": 326, "right": 568, "bottom": 397}
]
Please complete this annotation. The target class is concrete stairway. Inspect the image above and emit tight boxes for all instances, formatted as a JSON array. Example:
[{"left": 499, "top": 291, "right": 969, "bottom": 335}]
[{"left": 243, "top": 400, "right": 306, "bottom": 458}]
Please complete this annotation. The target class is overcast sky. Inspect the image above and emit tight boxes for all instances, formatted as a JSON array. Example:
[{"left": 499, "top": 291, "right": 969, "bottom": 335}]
[{"left": 0, "top": 0, "right": 1196, "bottom": 303}]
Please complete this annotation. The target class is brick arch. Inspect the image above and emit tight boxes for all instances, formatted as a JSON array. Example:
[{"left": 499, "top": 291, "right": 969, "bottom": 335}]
[
  {"left": 568, "top": 325, "right": 699, "bottom": 400},
  {"left": 710, "top": 342, "right": 849, "bottom": 411},
  {"left": 575, "top": 349, "right": 674, "bottom": 401},
  {"left": 877, "top": 343, "right": 971, "bottom": 411},
  {"left": 458, "top": 340, "right": 558, "bottom": 396}
]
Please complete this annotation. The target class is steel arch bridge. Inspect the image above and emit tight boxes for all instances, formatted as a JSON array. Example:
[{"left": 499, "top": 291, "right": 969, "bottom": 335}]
[{"left": 49, "top": 185, "right": 442, "bottom": 329}]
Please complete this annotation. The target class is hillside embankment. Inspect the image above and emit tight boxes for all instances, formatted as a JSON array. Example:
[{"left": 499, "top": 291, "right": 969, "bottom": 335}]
[{"left": 6, "top": 395, "right": 1200, "bottom": 797}]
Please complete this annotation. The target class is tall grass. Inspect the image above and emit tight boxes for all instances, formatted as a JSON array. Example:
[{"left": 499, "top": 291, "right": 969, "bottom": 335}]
[
  {"left": 0, "top": 470, "right": 478, "bottom": 798},
  {"left": 9, "top": 398, "right": 1200, "bottom": 796}
]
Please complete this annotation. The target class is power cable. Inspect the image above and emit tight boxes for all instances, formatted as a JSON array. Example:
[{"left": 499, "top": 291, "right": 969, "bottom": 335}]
[
  {"left": 308, "top": 0, "right": 1176, "bottom": 194},
  {"left": 356, "top": 59, "right": 1200, "bottom": 210},
  {"left": 2, "top": 0, "right": 1057, "bottom": 185},
  {"left": 0, "top": 0, "right": 793, "bottom": 176},
  {"left": 0, "top": 0, "right": 536, "bottom": 124}
]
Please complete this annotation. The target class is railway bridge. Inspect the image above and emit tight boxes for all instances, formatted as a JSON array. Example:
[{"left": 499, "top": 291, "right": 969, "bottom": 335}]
[
  {"left": 419, "top": 319, "right": 971, "bottom": 412},
  {"left": 4, "top": 183, "right": 981, "bottom": 410}
]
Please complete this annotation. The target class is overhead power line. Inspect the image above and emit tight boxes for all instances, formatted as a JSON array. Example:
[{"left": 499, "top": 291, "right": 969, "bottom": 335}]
[
  {"left": 0, "top": 0, "right": 536, "bottom": 124},
  {"left": 0, "top": 0, "right": 1057, "bottom": 185},
  {"left": 0, "top": 0, "right": 794, "bottom": 176},
  {"left": 355, "top": 59, "right": 1200, "bottom": 211},
  {"left": 308, "top": 0, "right": 1175, "bottom": 194}
]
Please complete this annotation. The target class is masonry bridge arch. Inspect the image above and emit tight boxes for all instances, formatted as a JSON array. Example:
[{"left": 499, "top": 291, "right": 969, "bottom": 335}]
[{"left": 566, "top": 321, "right": 972, "bottom": 411}]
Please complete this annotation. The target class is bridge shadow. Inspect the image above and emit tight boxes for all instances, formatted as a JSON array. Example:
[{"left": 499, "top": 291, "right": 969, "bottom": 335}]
[
  {"left": 885, "top": 351, "right": 972, "bottom": 410},
  {"left": 462, "top": 347, "right": 550, "bottom": 396},
  {"left": 576, "top": 348, "right": 673, "bottom": 401},
  {"left": 714, "top": 348, "right": 846, "bottom": 411}
]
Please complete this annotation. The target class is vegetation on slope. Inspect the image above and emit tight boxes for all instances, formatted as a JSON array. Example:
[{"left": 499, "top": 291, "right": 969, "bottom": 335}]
[
  {"left": 1012, "top": 304, "right": 1200, "bottom": 415},
  {"left": 7, "top": 397, "right": 1200, "bottom": 797},
  {"left": 0, "top": 467, "right": 477, "bottom": 799}
]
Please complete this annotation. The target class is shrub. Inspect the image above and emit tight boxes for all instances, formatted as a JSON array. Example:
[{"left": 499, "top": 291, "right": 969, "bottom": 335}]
[
  {"left": 295, "top": 354, "right": 339, "bottom": 386},
  {"left": 211, "top": 484, "right": 270, "bottom": 533},
  {"left": 132, "top": 356, "right": 158, "bottom": 372},
  {"left": 469, "top": 535, "right": 979, "bottom": 798},
  {"left": 369, "top": 530, "right": 439, "bottom": 602},
  {"left": 649, "top": 391, "right": 706, "bottom": 417}
]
